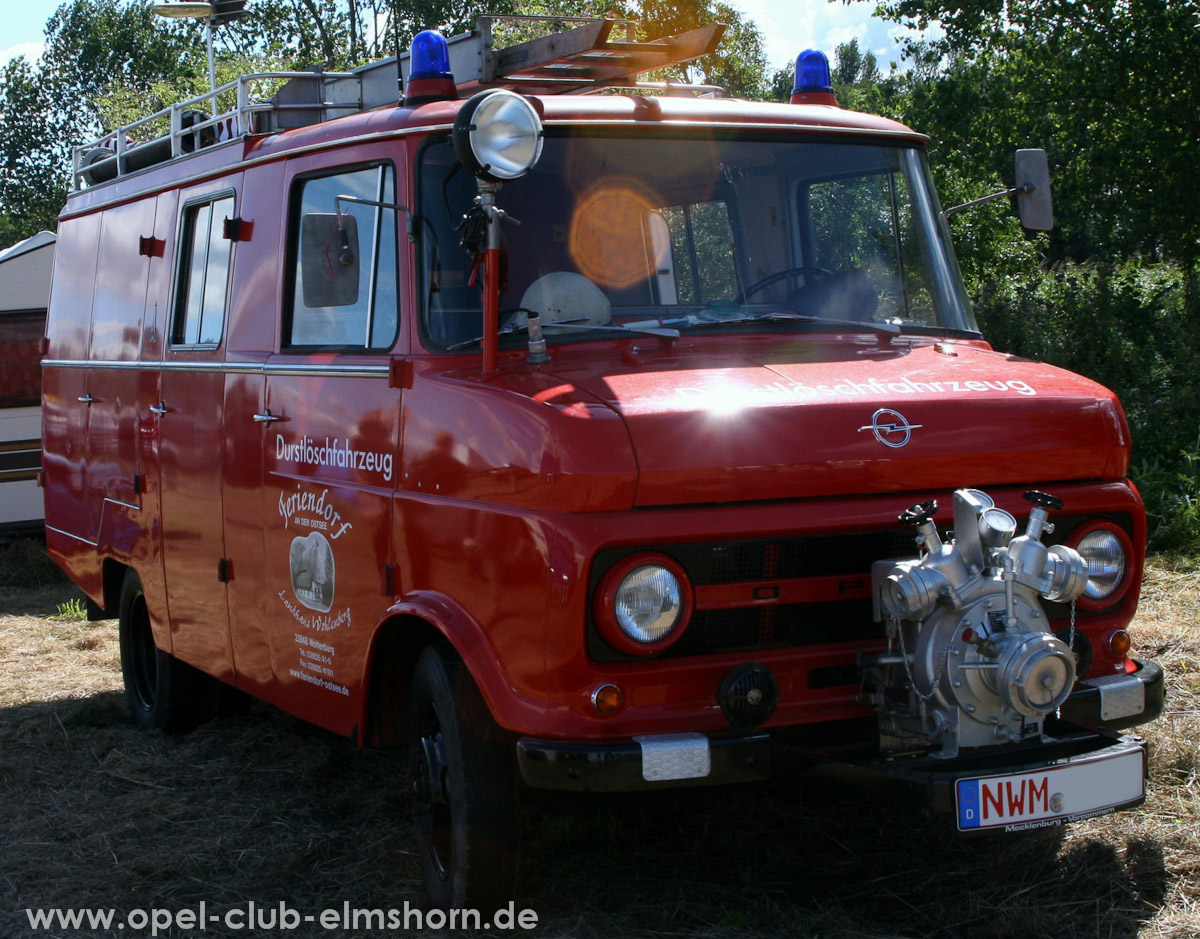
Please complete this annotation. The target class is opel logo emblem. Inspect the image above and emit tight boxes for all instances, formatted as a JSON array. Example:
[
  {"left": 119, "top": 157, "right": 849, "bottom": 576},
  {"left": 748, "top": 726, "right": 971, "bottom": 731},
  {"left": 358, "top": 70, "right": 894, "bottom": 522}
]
[{"left": 858, "top": 408, "right": 922, "bottom": 448}]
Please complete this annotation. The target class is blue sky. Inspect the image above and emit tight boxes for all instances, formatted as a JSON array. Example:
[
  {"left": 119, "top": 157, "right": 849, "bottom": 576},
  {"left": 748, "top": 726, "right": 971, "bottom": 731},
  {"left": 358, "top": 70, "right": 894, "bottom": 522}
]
[{"left": 2, "top": 1, "right": 921, "bottom": 72}]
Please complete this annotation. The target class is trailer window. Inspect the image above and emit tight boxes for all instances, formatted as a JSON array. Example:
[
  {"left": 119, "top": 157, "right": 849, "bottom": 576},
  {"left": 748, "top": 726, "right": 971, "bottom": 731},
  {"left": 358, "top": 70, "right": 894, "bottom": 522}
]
[
  {"left": 172, "top": 194, "right": 235, "bottom": 346},
  {"left": 288, "top": 165, "right": 398, "bottom": 349}
]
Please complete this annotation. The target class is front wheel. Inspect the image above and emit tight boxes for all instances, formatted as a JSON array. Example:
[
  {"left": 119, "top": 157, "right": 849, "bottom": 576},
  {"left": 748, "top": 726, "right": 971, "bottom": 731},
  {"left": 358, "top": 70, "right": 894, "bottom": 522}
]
[
  {"left": 407, "top": 644, "right": 520, "bottom": 911},
  {"left": 118, "top": 570, "right": 216, "bottom": 733}
]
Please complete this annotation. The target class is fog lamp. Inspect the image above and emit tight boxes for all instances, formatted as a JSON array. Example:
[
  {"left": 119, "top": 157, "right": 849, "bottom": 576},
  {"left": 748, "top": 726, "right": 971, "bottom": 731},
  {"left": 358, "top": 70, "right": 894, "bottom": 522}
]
[{"left": 717, "top": 663, "right": 779, "bottom": 727}]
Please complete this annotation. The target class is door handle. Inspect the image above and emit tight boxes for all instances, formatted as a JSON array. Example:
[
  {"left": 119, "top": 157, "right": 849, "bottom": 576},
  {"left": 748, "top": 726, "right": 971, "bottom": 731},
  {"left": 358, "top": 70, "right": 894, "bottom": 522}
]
[
  {"left": 149, "top": 401, "right": 169, "bottom": 416},
  {"left": 253, "top": 409, "right": 283, "bottom": 424},
  {"left": 77, "top": 394, "right": 94, "bottom": 406}
]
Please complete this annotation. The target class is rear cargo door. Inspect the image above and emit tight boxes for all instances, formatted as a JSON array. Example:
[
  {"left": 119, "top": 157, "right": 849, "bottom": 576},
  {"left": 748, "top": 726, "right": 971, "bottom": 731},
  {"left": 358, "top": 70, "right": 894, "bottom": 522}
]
[
  {"left": 85, "top": 198, "right": 157, "bottom": 541},
  {"left": 42, "top": 213, "right": 100, "bottom": 542}
]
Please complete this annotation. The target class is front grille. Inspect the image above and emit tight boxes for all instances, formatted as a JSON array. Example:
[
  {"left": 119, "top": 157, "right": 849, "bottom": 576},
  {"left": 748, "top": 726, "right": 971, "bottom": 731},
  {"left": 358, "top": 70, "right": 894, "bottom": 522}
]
[
  {"left": 668, "top": 599, "right": 879, "bottom": 658},
  {"left": 588, "top": 531, "right": 912, "bottom": 663},
  {"left": 665, "top": 530, "right": 919, "bottom": 585}
]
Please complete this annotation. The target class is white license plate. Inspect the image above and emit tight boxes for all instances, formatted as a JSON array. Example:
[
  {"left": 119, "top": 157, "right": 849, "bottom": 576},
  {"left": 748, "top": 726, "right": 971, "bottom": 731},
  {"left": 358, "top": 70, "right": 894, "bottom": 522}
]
[
  {"left": 956, "top": 747, "right": 1145, "bottom": 831},
  {"left": 634, "top": 733, "right": 711, "bottom": 782}
]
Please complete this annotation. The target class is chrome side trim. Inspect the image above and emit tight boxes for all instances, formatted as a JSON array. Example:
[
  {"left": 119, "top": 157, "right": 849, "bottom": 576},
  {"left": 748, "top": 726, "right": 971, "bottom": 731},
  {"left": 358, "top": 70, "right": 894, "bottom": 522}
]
[
  {"left": 45, "top": 524, "right": 99, "bottom": 547},
  {"left": 104, "top": 497, "right": 141, "bottom": 512},
  {"left": 42, "top": 358, "right": 390, "bottom": 379}
]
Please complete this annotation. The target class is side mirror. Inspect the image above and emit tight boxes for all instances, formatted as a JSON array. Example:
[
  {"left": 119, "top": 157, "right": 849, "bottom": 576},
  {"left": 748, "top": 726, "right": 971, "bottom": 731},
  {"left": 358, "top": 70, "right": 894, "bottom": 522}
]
[
  {"left": 300, "top": 213, "right": 359, "bottom": 307},
  {"left": 1015, "top": 149, "right": 1053, "bottom": 231}
]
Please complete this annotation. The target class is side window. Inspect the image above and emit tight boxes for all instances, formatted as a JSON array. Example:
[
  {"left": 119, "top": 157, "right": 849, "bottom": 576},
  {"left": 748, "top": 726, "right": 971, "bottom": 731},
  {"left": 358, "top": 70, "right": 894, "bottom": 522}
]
[
  {"left": 288, "top": 164, "right": 398, "bottom": 349},
  {"left": 659, "top": 200, "right": 739, "bottom": 304},
  {"left": 173, "top": 194, "right": 235, "bottom": 346}
]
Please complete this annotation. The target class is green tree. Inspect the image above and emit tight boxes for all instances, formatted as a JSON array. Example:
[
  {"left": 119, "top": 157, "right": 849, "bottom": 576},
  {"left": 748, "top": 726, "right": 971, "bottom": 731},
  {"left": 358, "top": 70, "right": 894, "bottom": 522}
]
[
  {"left": 0, "top": 1, "right": 201, "bottom": 241},
  {"left": 41, "top": 0, "right": 202, "bottom": 137},
  {"left": 873, "top": 0, "right": 1200, "bottom": 267},
  {"left": 621, "top": 0, "right": 769, "bottom": 98},
  {"left": 0, "top": 57, "right": 67, "bottom": 244}
]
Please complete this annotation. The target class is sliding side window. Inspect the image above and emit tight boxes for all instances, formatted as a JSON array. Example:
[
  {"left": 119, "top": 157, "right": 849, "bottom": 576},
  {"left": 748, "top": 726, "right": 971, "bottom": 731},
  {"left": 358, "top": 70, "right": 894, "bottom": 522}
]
[{"left": 172, "top": 194, "right": 236, "bottom": 346}]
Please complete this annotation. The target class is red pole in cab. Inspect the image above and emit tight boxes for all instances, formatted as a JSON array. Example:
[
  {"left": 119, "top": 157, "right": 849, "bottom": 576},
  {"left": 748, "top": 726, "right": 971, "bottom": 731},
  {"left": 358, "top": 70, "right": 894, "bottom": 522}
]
[{"left": 479, "top": 184, "right": 501, "bottom": 376}]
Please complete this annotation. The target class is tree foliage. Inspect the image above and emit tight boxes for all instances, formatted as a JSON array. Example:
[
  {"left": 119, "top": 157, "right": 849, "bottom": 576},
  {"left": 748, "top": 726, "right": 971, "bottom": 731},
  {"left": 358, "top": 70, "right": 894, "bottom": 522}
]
[
  {"left": 0, "top": 58, "right": 66, "bottom": 246},
  {"left": 875, "top": 0, "right": 1200, "bottom": 267},
  {"left": 872, "top": 0, "right": 1200, "bottom": 545}
]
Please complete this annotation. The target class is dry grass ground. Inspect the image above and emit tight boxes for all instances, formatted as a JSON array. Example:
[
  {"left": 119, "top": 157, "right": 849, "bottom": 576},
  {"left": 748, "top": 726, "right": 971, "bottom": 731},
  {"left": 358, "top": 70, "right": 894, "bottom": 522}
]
[{"left": 0, "top": 537, "right": 1197, "bottom": 938}]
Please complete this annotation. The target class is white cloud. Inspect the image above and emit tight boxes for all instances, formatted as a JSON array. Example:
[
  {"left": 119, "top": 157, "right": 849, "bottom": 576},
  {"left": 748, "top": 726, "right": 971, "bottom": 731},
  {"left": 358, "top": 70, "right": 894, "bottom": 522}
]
[
  {"left": 726, "top": 0, "right": 925, "bottom": 72},
  {"left": 2, "top": 41, "right": 45, "bottom": 67}
]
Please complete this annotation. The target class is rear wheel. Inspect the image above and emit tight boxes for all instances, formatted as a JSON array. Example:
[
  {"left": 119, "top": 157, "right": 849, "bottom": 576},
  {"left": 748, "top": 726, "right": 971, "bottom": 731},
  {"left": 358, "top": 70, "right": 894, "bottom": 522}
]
[
  {"left": 407, "top": 644, "right": 520, "bottom": 912},
  {"left": 118, "top": 570, "right": 216, "bottom": 733}
]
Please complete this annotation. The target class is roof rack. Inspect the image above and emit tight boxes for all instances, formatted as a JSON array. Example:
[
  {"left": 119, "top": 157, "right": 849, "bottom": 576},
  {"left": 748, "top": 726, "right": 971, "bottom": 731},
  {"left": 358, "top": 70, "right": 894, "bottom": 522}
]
[{"left": 71, "top": 16, "right": 726, "bottom": 190}]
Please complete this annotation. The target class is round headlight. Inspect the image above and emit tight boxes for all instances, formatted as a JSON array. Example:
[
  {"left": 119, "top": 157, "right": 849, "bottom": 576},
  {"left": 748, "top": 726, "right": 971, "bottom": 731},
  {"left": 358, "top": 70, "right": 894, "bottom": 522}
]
[
  {"left": 615, "top": 565, "right": 683, "bottom": 643},
  {"left": 453, "top": 90, "right": 544, "bottom": 182},
  {"left": 593, "top": 553, "right": 693, "bottom": 656},
  {"left": 1076, "top": 527, "right": 1129, "bottom": 604}
]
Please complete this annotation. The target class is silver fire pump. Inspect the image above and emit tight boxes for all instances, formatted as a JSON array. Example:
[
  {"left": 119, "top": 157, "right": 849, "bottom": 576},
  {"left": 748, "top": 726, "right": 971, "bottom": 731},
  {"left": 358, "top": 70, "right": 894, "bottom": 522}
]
[{"left": 863, "top": 489, "right": 1090, "bottom": 759}]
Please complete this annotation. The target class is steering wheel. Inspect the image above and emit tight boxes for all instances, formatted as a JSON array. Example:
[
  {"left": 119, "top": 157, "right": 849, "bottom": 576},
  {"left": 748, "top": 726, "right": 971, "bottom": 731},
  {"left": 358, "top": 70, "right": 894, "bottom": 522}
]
[{"left": 735, "top": 266, "right": 832, "bottom": 304}]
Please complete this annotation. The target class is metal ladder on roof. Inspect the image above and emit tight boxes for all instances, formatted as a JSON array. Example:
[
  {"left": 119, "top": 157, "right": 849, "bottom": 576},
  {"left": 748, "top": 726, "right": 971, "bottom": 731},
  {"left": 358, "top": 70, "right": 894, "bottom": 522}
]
[
  {"left": 71, "top": 16, "right": 727, "bottom": 188},
  {"left": 320, "top": 15, "right": 727, "bottom": 117}
]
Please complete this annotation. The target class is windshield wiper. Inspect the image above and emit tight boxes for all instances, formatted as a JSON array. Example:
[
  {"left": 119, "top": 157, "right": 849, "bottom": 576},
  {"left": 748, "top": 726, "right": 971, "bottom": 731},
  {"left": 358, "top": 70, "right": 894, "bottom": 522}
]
[
  {"left": 710, "top": 310, "right": 902, "bottom": 338},
  {"left": 447, "top": 317, "right": 680, "bottom": 352}
]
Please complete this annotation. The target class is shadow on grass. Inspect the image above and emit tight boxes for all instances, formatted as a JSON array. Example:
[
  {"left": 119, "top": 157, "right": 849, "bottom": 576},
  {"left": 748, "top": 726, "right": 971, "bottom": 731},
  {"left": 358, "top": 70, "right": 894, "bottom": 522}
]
[
  {"left": 522, "top": 782, "right": 1170, "bottom": 938},
  {"left": 0, "top": 688, "right": 1173, "bottom": 938}
]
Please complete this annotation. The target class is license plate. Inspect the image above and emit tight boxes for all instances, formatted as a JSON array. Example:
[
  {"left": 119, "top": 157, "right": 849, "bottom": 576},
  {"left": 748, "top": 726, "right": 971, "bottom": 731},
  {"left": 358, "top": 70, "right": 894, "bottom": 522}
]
[
  {"left": 634, "top": 733, "right": 711, "bottom": 782},
  {"left": 956, "top": 747, "right": 1145, "bottom": 831}
]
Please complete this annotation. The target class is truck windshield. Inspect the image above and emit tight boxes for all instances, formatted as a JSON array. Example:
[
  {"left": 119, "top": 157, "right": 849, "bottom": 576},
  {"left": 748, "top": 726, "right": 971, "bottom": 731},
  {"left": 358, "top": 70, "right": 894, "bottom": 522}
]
[{"left": 418, "top": 129, "right": 978, "bottom": 351}]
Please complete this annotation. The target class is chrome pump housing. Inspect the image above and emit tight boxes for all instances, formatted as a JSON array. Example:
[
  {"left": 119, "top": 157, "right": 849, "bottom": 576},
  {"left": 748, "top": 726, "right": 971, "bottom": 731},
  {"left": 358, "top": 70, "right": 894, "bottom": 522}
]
[{"left": 865, "top": 489, "right": 1090, "bottom": 759}]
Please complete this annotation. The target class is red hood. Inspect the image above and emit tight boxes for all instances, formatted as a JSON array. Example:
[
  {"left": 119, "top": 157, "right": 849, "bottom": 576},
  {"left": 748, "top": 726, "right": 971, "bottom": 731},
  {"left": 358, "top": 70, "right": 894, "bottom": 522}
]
[{"left": 540, "top": 339, "right": 1130, "bottom": 507}]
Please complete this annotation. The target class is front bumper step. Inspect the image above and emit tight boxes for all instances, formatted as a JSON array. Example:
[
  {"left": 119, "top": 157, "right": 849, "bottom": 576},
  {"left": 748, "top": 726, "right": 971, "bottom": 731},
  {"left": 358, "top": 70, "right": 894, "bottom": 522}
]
[
  {"left": 517, "top": 732, "right": 772, "bottom": 792},
  {"left": 517, "top": 658, "right": 1164, "bottom": 799}
]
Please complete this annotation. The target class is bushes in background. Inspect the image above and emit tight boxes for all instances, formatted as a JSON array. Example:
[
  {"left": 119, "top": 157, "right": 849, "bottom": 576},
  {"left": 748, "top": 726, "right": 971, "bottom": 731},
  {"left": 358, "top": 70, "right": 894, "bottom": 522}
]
[{"left": 974, "top": 260, "right": 1200, "bottom": 549}]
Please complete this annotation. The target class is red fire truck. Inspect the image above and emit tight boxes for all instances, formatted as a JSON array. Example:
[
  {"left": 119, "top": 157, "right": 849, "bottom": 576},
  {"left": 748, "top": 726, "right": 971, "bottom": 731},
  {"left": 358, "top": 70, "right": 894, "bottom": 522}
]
[{"left": 42, "top": 17, "right": 1164, "bottom": 910}]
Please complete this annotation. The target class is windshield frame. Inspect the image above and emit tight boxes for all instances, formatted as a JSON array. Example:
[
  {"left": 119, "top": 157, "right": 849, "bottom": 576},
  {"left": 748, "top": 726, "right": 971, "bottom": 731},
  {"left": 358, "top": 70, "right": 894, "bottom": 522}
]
[{"left": 415, "top": 124, "right": 982, "bottom": 355}]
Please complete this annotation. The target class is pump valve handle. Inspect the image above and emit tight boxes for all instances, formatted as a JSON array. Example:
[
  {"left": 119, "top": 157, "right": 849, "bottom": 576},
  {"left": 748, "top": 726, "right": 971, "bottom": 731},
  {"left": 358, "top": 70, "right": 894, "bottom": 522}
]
[
  {"left": 899, "top": 499, "right": 938, "bottom": 526},
  {"left": 1024, "top": 490, "right": 1063, "bottom": 511}
]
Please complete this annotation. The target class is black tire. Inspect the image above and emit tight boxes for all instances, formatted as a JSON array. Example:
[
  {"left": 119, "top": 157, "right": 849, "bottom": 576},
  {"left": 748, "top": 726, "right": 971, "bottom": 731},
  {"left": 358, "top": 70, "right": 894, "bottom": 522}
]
[
  {"left": 117, "top": 569, "right": 217, "bottom": 733},
  {"left": 407, "top": 644, "right": 520, "bottom": 912}
]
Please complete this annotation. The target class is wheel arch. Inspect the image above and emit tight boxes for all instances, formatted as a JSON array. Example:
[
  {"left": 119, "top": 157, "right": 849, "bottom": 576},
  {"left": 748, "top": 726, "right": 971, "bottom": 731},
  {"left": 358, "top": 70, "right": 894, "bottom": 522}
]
[
  {"left": 359, "top": 592, "right": 548, "bottom": 746},
  {"left": 360, "top": 614, "right": 443, "bottom": 747},
  {"left": 97, "top": 557, "right": 128, "bottom": 619}
]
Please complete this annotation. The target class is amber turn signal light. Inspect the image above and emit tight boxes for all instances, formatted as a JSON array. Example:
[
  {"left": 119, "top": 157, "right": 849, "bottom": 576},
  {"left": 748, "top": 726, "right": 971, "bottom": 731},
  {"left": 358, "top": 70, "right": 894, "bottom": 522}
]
[
  {"left": 1108, "top": 629, "right": 1132, "bottom": 658},
  {"left": 591, "top": 683, "right": 623, "bottom": 715}
]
